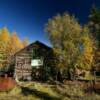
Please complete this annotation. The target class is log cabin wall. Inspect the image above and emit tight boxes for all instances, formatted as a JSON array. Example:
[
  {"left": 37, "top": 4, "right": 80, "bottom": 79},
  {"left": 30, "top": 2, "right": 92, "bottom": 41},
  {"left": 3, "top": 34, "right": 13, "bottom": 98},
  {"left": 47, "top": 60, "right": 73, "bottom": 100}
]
[
  {"left": 15, "top": 47, "right": 33, "bottom": 81},
  {"left": 14, "top": 41, "right": 52, "bottom": 81}
]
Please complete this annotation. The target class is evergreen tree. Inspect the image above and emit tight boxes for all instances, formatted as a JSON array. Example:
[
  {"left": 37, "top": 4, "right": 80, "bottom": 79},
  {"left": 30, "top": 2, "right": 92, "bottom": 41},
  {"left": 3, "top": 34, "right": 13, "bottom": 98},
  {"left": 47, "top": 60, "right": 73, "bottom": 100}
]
[
  {"left": 88, "top": 5, "right": 100, "bottom": 71},
  {"left": 88, "top": 5, "right": 100, "bottom": 46}
]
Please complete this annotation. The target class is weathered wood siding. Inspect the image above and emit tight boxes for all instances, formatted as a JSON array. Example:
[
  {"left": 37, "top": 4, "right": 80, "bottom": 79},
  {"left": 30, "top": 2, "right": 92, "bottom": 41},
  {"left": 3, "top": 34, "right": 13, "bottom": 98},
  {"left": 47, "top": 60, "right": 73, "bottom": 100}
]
[
  {"left": 14, "top": 41, "right": 52, "bottom": 81},
  {"left": 15, "top": 47, "right": 32, "bottom": 80}
]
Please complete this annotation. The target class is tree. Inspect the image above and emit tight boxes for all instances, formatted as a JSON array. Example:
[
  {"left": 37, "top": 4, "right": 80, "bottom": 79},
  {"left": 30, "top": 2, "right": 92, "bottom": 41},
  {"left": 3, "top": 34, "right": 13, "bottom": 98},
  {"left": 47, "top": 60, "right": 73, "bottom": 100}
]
[
  {"left": 0, "top": 28, "right": 25, "bottom": 72},
  {"left": 10, "top": 32, "right": 24, "bottom": 55},
  {"left": 88, "top": 5, "right": 100, "bottom": 71},
  {"left": 0, "top": 27, "right": 10, "bottom": 42},
  {"left": 93, "top": 48, "right": 100, "bottom": 71},
  {"left": 76, "top": 26, "right": 94, "bottom": 70},
  {"left": 0, "top": 27, "right": 11, "bottom": 68},
  {"left": 45, "top": 13, "right": 94, "bottom": 76},
  {"left": 88, "top": 5, "right": 100, "bottom": 46}
]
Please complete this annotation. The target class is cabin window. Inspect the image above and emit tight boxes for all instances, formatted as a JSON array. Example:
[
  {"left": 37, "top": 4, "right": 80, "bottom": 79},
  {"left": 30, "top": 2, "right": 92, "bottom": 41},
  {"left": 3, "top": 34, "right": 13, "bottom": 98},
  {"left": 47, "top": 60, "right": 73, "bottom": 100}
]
[
  {"left": 31, "top": 48, "right": 43, "bottom": 67},
  {"left": 32, "top": 48, "right": 39, "bottom": 59}
]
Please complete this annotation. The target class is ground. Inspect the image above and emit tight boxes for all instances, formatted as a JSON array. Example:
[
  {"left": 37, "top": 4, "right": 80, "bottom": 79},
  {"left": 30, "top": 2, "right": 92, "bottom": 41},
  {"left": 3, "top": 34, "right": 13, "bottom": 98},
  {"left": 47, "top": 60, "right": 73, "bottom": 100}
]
[{"left": 0, "top": 81, "right": 100, "bottom": 100}]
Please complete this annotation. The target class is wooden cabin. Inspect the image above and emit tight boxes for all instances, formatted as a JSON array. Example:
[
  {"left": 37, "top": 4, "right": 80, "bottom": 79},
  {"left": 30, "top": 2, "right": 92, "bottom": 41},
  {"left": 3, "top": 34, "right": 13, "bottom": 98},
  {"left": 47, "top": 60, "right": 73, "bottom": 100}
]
[{"left": 14, "top": 41, "right": 56, "bottom": 81}]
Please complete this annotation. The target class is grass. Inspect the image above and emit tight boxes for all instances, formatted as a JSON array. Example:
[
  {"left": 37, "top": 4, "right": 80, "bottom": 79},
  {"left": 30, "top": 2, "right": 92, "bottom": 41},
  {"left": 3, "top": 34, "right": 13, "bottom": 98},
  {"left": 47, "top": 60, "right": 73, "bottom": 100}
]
[
  {"left": 78, "top": 73, "right": 100, "bottom": 82},
  {"left": 0, "top": 81, "right": 100, "bottom": 100}
]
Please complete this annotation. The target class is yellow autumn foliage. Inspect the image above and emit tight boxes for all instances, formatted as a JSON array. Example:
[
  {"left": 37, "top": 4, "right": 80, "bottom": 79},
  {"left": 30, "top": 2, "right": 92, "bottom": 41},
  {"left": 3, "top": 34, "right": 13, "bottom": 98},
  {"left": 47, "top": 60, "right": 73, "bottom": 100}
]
[
  {"left": 45, "top": 13, "right": 94, "bottom": 71},
  {"left": 0, "top": 27, "right": 27, "bottom": 68}
]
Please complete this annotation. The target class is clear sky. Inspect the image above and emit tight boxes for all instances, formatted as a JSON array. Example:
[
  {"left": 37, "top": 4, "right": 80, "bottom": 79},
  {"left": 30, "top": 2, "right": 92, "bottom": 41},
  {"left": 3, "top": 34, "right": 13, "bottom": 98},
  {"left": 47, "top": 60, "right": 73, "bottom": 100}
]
[{"left": 0, "top": 0, "right": 100, "bottom": 46}]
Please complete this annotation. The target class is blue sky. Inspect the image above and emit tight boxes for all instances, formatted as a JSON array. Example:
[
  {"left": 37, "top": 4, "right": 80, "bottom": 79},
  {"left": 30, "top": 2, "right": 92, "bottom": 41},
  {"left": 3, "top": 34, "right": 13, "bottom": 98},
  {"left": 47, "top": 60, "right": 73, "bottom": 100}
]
[{"left": 0, "top": 0, "right": 100, "bottom": 46}]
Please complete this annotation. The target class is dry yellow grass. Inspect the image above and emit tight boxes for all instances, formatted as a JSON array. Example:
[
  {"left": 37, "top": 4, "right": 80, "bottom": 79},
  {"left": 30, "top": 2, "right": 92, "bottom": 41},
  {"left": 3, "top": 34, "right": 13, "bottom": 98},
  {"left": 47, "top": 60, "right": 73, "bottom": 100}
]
[{"left": 0, "top": 82, "right": 100, "bottom": 100}]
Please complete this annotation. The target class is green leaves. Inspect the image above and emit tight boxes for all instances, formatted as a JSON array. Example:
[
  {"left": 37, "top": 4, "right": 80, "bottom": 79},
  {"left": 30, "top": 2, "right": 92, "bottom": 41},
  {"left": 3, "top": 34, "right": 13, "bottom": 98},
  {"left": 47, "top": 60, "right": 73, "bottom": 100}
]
[
  {"left": 88, "top": 6, "right": 100, "bottom": 46},
  {"left": 45, "top": 13, "right": 94, "bottom": 71}
]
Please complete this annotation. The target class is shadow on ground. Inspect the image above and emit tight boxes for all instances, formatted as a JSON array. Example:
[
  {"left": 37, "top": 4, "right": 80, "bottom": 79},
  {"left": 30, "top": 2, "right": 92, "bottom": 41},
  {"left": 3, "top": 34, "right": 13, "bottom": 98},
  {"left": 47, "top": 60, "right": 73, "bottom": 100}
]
[{"left": 21, "top": 87, "right": 61, "bottom": 100}]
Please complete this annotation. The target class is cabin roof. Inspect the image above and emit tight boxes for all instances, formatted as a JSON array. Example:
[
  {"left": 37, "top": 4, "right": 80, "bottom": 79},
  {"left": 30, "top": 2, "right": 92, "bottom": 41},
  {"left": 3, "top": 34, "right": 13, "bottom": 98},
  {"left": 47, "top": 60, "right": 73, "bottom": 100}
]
[{"left": 15, "top": 40, "right": 52, "bottom": 55}]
